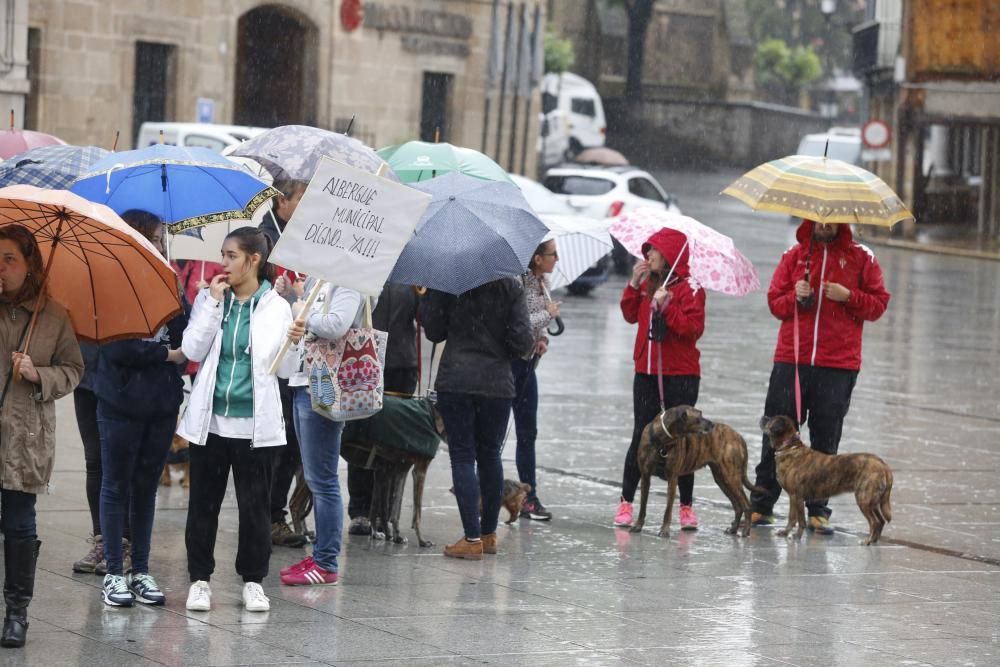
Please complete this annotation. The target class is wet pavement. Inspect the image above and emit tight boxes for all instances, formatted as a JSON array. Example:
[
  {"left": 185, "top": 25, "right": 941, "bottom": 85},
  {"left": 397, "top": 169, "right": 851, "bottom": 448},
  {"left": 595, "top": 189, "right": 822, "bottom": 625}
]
[{"left": 19, "top": 169, "right": 1000, "bottom": 665}]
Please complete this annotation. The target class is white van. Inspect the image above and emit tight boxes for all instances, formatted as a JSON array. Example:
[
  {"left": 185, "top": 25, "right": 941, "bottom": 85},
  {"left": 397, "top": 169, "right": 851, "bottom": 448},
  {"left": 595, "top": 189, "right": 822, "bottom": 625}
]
[
  {"left": 541, "top": 72, "right": 606, "bottom": 160},
  {"left": 135, "top": 122, "right": 268, "bottom": 153},
  {"left": 796, "top": 131, "right": 862, "bottom": 165}
]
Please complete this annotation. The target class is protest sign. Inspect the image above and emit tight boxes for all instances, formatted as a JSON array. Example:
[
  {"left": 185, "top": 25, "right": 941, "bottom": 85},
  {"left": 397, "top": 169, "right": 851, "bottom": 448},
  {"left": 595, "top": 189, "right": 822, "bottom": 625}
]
[{"left": 269, "top": 157, "right": 431, "bottom": 296}]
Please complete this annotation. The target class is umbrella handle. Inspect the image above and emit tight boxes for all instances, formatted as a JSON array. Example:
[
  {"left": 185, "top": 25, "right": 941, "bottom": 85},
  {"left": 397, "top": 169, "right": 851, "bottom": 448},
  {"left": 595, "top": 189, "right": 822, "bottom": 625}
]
[
  {"left": 547, "top": 316, "right": 565, "bottom": 336},
  {"left": 268, "top": 279, "right": 326, "bottom": 376}
]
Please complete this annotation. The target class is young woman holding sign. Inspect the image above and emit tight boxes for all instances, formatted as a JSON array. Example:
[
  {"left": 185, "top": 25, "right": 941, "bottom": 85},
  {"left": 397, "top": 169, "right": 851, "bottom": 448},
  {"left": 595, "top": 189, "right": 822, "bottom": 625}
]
[{"left": 178, "top": 227, "right": 298, "bottom": 613}]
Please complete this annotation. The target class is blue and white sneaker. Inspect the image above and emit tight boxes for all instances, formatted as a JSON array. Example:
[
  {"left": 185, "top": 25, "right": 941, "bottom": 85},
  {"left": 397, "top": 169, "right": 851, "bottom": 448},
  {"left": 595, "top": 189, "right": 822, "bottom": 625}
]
[
  {"left": 128, "top": 573, "right": 166, "bottom": 606},
  {"left": 102, "top": 574, "right": 134, "bottom": 607}
]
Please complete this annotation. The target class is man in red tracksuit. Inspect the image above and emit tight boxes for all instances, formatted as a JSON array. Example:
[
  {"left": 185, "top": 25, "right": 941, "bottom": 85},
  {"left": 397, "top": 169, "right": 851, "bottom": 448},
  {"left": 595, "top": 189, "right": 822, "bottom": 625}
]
[
  {"left": 751, "top": 220, "right": 891, "bottom": 534},
  {"left": 614, "top": 228, "right": 706, "bottom": 530}
]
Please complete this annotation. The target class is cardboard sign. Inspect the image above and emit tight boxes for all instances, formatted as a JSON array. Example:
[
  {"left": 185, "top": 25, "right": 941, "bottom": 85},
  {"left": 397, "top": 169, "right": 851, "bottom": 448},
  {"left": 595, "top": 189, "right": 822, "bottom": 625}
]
[{"left": 269, "top": 157, "right": 430, "bottom": 296}]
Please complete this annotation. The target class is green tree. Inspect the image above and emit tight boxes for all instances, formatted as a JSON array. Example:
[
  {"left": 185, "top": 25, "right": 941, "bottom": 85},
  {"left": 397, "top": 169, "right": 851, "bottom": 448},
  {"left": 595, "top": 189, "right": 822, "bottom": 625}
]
[
  {"left": 544, "top": 32, "right": 575, "bottom": 74},
  {"left": 753, "top": 38, "right": 822, "bottom": 105}
]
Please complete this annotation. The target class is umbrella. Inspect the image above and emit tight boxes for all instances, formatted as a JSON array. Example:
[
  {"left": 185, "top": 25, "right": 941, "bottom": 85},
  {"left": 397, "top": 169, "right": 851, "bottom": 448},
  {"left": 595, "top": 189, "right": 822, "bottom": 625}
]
[
  {"left": 721, "top": 154, "right": 913, "bottom": 226},
  {"left": 574, "top": 147, "right": 629, "bottom": 166},
  {"left": 609, "top": 207, "right": 760, "bottom": 297},
  {"left": 377, "top": 141, "right": 512, "bottom": 184},
  {"left": 70, "top": 144, "right": 279, "bottom": 233},
  {"left": 230, "top": 124, "right": 397, "bottom": 183},
  {"left": 388, "top": 172, "right": 548, "bottom": 295},
  {"left": 539, "top": 213, "right": 614, "bottom": 290},
  {"left": 0, "top": 185, "right": 182, "bottom": 348},
  {"left": 0, "top": 145, "right": 109, "bottom": 189},
  {"left": 0, "top": 128, "right": 67, "bottom": 159}
]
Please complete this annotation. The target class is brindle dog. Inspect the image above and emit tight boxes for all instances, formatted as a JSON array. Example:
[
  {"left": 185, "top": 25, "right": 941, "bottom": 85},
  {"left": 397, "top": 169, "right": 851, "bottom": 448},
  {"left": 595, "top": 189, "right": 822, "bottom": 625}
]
[
  {"left": 632, "top": 406, "right": 756, "bottom": 537},
  {"left": 765, "top": 415, "right": 893, "bottom": 545}
]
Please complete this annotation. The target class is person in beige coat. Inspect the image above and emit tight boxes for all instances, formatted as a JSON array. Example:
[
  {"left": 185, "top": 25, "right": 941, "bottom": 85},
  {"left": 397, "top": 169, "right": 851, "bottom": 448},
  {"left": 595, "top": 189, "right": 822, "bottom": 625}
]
[{"left": 0, "top": 225, "right": 83, "bottom": 648}]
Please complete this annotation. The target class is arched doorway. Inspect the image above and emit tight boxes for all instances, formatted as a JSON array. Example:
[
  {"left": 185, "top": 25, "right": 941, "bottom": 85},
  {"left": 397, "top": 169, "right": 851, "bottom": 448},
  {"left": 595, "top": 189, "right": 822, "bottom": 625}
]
[{"left": 234, "top": 5, "right": 318, "bottom": 127}]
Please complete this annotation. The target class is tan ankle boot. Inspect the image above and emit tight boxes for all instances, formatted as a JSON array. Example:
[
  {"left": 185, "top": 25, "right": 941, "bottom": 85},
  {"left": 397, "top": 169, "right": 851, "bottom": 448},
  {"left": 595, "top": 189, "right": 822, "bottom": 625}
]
[
  {"left": 443, "top": 537, "right": 483, "bottom": 560},
  {"left": 481, "top": 533, "right": 497, "bottom": 555}
]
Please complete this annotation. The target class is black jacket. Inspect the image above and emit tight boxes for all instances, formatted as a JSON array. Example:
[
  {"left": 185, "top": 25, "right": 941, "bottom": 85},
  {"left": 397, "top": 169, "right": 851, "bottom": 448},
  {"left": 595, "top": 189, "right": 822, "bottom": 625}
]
[
  {"left": 92, "top": 313, "right": 187, "bottom": 419},
  {"left": 421, "top": 278, "right": 534, "bottom": 399},
  {"left": 373, "top": 283, "right": 419, "bottom": 371}
]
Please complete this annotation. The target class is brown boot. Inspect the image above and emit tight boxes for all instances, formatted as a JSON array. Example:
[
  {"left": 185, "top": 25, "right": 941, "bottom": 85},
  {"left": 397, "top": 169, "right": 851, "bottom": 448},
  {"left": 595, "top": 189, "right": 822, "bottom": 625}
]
[
  {"left": 443, "top": 538, "right": 483, "bottom": 560},
  {"left": 481, "top": 533, "right": 497, "bottom": 555}
]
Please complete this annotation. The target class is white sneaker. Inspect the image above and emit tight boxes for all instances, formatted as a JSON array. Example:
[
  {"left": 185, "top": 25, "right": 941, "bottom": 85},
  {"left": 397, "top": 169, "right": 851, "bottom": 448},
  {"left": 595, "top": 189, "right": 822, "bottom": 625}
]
[
  {"left": 242, "top": 582, "right": 270, "bottom": 612},
  {"left": 185, "top": 580, "right": 211, "bottom": 611}
]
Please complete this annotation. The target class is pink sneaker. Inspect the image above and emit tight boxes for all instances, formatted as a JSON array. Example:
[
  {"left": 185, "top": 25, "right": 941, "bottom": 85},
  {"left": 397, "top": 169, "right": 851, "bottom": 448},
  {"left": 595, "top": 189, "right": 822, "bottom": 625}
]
[
  {"left": 280, "top": 555, "right": 314, "bottom": 577},
  {"left": 613, "top": 500, "right": 634, "bottom": 527},
  {"left": 679, "top": 504, "right": 699, "bottom": 531},
  {"left": 280, "top": 560, "right": 338, "bottom": 586}
]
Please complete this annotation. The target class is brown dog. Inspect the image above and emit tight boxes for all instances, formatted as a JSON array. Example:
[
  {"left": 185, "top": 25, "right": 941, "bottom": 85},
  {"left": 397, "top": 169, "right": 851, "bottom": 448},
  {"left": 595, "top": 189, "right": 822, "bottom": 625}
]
[
  {"left": 765, "top": 415, "right": 893, "bottom": 545},
  {"left": 632, "top": 406, "right": 756, "bottom": 537},
  {"left": 449, "top": 480, "right": 532, "bottom": 525},
  {"left": 159, "top": 433, "right": 190, "bottom": 488}
]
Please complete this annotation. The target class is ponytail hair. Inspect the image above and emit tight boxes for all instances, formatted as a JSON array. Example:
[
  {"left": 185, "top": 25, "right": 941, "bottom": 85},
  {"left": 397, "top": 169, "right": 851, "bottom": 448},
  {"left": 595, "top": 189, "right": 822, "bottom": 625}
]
[{"left": 225, "top": 227, "right": 276, "bottom": 284}]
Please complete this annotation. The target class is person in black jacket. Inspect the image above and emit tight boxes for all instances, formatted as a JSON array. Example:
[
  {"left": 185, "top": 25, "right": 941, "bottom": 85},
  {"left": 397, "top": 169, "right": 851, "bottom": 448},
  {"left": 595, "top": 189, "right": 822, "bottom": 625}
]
[
  {"left": 421, "top": 278, "right": 533, "bottom": 559},
  {"left": 92, "top": 210, "right": 188, "bottom": 608},
  {"left": 346, "top": 282, "right": 421, "bottom": 536}
]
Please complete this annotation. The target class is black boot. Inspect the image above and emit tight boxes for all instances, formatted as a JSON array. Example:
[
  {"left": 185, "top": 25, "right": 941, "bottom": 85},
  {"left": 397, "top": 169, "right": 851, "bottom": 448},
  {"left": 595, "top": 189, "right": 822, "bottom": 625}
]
[{"left": 1, "top": 539, "right": 40, "bottom": 648}]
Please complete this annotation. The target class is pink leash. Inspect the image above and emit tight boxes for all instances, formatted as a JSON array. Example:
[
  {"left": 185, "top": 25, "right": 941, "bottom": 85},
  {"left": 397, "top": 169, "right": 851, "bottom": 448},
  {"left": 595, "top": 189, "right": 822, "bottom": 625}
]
[{"left": 793, "top": 300, "right": 802, "bottom": 426}]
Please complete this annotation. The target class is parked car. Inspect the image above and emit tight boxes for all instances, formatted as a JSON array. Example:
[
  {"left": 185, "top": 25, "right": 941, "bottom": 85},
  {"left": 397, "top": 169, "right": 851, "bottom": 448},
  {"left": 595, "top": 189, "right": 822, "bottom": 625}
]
[
  {"left": 135, "top": 122, "right": 268, "bottom": 152},
  {"left": 540, "top": 72, "right": 606, "bottom": 161},
  {"left": 542, "top": 165, "right": 681, "bottom": 275},
  {"left": 796, "top": 131, "right": 862, "bottom": 165},
  {"left": 511, "top": 174, "right": 609, "bottom": 295}
]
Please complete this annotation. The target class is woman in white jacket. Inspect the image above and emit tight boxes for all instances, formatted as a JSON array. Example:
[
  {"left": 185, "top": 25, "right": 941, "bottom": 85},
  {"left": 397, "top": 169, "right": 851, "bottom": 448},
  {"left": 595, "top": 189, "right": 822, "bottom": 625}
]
[
  {"left": 178, "top": 227, "right": 299, "bottom": 613},
  {"left": 279, "top": 277, "right": 365, "bottom": 587}
]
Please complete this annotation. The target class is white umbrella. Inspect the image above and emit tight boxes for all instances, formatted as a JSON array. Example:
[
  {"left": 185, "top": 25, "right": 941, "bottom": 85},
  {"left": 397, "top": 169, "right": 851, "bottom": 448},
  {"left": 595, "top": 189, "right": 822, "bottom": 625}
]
[{"left": 540, "top": 213, "right": 613, "bottom": 290}]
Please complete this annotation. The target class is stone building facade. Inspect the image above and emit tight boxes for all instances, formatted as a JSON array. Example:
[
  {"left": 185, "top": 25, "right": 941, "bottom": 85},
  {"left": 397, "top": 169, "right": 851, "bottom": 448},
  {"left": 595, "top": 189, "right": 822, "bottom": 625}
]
[{"left": 22, "top": 0, "right": 542, "bottom": 175}]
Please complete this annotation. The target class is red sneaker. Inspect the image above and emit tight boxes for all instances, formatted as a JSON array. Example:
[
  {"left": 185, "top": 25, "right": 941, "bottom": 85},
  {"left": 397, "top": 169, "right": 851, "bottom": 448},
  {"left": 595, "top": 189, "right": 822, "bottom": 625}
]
[
  {"left": 280, "top": 555, "right": 314, "bottom": 577},
  {"left": 280, "top": 560, "right": 338, "bottom": 586}
]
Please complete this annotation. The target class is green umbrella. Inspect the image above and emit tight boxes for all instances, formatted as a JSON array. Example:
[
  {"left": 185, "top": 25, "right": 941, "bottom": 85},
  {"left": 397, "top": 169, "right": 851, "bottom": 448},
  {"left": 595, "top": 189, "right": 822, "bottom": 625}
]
[{"left": 376, "top": 141, "right": 512, "bottom": 184}]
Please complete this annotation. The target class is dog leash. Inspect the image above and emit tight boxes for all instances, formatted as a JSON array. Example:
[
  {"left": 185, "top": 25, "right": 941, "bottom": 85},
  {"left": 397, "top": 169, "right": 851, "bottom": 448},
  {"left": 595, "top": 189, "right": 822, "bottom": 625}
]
[{"left": 793, "top": 295, "right": 803, "bottom": 427}]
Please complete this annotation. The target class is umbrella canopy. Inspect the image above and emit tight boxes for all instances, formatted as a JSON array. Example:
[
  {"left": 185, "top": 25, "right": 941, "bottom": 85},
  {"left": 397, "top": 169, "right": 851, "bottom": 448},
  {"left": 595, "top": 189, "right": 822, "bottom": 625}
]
[
  {"left": 377, "top": 141, "right": 512, "bottom": 184},
  {"left": 0, "top": 128, "right": 67, "bottom": 159},
  {"left": 70, "top": 144, "right": 279, "bottom": 233},
  {"left": 722, "top": 155, "right": 913, "bottom": 227},
  {"left": 609, "top": 208, "right": 760, "bottom": 297},
  {"left": 574, "top": 147, "right": 629, "bottom": 166},
  {"left": 230, "top": 124, "right": 396, "bottom": 183},
  {"left": 539, "top": 214, "right": 613, "bottom": 290},
  {"left": 0, "top": 145, "right": 109, "bottom": 189},
  {"left": 388, "top": 172, "right": 548, "bottom": 295},
  {"left": 0, "top": 185, "right": 182, "bottom": 343}
]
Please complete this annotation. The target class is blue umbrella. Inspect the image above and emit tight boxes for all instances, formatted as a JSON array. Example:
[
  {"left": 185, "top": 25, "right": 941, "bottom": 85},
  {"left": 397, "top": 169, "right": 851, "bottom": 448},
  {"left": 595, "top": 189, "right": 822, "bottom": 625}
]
[
  {"left": 0, "top": 145, "right": 109, "bottom": 189},
  {"left": 70, "top": 144, "right": 279, "bottom": 232},
  {"left": 388, "top": 172, "right": 549, "bottom": 295}
]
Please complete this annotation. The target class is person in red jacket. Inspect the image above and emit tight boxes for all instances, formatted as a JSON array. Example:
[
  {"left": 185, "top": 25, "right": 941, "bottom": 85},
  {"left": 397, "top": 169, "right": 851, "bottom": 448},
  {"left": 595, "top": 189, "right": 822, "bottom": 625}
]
[
  {"left": 750, "top": 220, "right": 890, "bottom": 534},
  {"left": 614, "top": 228, "right": 706, "bottom": 530}
]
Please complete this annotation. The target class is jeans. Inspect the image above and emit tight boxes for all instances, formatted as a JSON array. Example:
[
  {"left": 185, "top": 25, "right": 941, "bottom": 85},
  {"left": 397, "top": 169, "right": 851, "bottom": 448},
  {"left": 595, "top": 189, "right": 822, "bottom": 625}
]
[
  {"left": 435, "top": 392, "right": 512, "bottom": 539},
  {"left": 97, "top": 404, "right": 176, "bottom": 575},
  {"left": 0, "top": 489, "right": 37, "bottom": 541},
  {"left": 621, "top": 374, "right": 700, "bottom": 505},
  {"left": 511, "top": 358, "right": 539, "bottom": 501},
  {"left": 186, "top": 434, "right": 274, "bottom": 583},
  {"left": 751, "top": 363, "right": 858, "bottom": 519},
  {"left": 270, "top": 378, "right": 302, "bottom": 523},
  {"left": 292, "top": 387, "right": 344, "bottom": 573},
  {"left": 73, "top": 388, "right": 103, "bottom": 536}
]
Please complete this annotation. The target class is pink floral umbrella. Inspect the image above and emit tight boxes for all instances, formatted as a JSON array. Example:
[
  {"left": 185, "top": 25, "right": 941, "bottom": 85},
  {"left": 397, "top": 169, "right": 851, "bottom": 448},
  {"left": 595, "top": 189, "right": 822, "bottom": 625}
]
[{"left": 609, "top": 207, "right": 760, "bottom": 296}]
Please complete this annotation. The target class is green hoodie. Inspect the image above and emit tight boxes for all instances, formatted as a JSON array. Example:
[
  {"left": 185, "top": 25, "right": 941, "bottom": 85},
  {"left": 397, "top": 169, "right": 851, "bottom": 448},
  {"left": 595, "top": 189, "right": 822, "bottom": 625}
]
[{"left": 212, "top": 280, "right": 271, "bottom": 418}]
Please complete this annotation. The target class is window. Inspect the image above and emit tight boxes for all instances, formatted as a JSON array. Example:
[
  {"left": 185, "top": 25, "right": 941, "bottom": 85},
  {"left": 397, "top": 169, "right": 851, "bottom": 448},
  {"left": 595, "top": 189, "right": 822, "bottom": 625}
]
[
  {"left": 24, "top": 28, "right": 41, "bottom": 130},
  {"left": 542, "top": 91, "right": 558, "bottom": 114},
  {"left": 628, "top": 177, "right": 666, "bottom": 203},
  {"left": 420, "top": 72, "right": 453, "bottom": 143},
  {"left": 543, "top": 175, "right": 615, "bottom": 196},
  {"left": 570, "top": 97, "right": 596, "bottom": 117},
  {"left": 132, "top": 42, "right": 176, "bottom": 147},
  {"left": 184, "top": 135, "right": 228, "bottom": 152}
]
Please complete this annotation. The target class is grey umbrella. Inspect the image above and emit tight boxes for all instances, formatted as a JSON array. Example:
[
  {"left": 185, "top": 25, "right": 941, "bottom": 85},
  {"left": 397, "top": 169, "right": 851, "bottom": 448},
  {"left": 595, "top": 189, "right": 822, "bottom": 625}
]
[
  {"left": 388, "top": 172, "right": 549, "bottom": 295},
  {"left": 229, "top": 124, "right": 398, "bottom": 182}
]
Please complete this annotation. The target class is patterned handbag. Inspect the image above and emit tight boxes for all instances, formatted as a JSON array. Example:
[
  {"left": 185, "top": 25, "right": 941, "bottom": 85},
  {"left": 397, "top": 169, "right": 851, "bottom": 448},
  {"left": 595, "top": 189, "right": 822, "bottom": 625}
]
[{"left": 304, "top": 296, "right": 387, "bottom": 422}]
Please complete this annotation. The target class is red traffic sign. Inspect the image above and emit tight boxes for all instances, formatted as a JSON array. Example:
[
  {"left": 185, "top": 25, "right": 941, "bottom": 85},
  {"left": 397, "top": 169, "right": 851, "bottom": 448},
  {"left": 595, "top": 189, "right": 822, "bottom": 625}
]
[
  {"left": 862, "top": 120, "right": 891, "bottom": 149},
  {"left": 341, "top": 0, "right": 363, "bottom": 32}
]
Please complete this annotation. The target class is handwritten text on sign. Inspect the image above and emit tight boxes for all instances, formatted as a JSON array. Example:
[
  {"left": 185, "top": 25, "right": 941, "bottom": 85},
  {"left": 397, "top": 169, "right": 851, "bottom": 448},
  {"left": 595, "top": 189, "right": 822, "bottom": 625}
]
[{"left": 269, "top": 157, "right": 431, "bottom": 296}]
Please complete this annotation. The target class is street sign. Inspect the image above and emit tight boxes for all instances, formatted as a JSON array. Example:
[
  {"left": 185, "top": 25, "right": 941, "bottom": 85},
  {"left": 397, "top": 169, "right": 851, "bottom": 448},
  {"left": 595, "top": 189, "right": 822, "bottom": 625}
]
[
  {"left": 861, "top": 148, "right": 892, "bottom": 162},
  {"left": 196, "top": 98, "right": 214, "bottom": 124},
  {"left": 862, "top": 119, "right": 891, "bottom": 148}
]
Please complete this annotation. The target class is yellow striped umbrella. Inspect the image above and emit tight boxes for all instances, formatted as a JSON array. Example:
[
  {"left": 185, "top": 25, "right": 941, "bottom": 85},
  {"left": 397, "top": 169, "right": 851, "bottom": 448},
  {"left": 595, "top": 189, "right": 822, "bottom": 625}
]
[{"left": 722, "top": 155, "right": 913, "bottom": 227}]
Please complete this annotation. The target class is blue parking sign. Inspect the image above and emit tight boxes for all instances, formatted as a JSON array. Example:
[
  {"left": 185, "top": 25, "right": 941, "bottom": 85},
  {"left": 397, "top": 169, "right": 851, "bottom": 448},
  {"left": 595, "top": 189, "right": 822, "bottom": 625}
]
[{"left": 196, "top": 98, "right": 214, "bottom": 123}]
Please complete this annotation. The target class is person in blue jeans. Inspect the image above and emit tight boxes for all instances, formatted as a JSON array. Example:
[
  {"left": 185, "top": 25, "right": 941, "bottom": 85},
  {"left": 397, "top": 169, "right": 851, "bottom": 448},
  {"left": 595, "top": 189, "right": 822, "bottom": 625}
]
[
  {"left": 92, "top": 210, "right": 187, "bottom": 608},
  {"left": 421, "top": 278, "right": 533, "bottom": 559},
  {"left": 279, "top": 277, "right": 366, "bottom": 586}
]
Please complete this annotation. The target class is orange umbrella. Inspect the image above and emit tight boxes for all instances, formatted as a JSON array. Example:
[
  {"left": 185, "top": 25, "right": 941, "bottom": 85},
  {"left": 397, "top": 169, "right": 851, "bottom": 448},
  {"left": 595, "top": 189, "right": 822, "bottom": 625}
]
[{"left": 0, "top": 185, "right": 182, "bottom": 351}]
